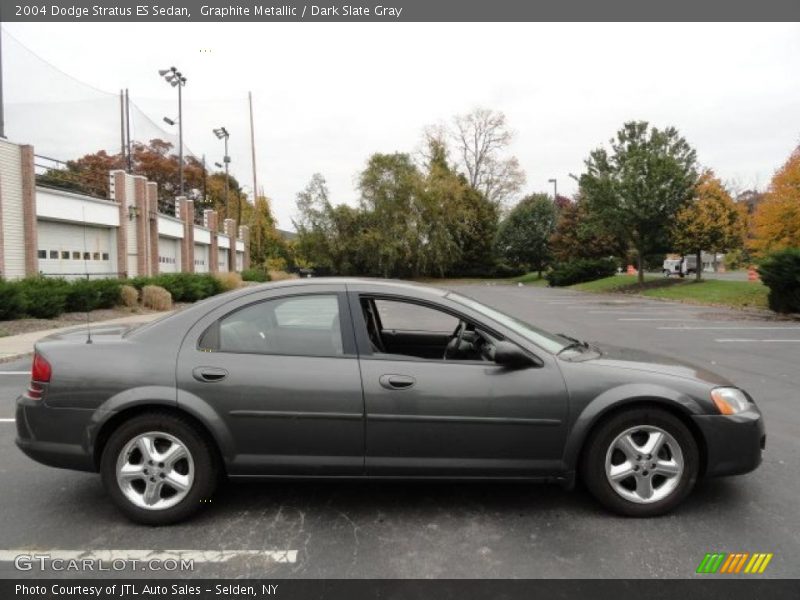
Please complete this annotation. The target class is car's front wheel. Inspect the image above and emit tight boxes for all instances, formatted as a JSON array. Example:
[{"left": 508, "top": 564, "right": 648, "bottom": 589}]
[
  {"left": 100, "top": 412, "right": 218, "bottom": 525},
  {"left": 581, "top": 407, "right": 699, "bottom": 517}
]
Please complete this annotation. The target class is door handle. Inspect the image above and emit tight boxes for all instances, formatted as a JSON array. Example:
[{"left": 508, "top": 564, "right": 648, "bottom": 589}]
[
  {"left": 193, "top": 367, "right": 228, "bottom": 383},
  {"left": 379, "top": 374, "right": 416, "bottom": 390}
]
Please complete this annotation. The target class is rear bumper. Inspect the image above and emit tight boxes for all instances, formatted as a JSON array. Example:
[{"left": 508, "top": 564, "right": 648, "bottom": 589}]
[
  {"left": 692, "top": 408, "right": 765, "bottom": 478},
  {"left": 15, "top": 397, "right": 96, "bottom": 472}
]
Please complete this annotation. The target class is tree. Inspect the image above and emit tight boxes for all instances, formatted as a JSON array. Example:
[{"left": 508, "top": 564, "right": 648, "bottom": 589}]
[
  {"left": 579, "top": 121, "right": 698, "bottom": 284},
  {"left": 550, "top": 194, "right": 625, "bottom": 262},
  {"left": 750, "top": 146, "right": 800, "bottom": 256},
  {"left": 248, "top": 194, "right": 285, "bottom": 267},
  {"left": 449, "top": 108, "right": 526, "bottom": 205},
  {"left": 358, "top": 153, "right": 424, "bottom": 277},
  {"left": 671, "top": 170, "right": 747, "bottom": 280},
  {"left": 495, "top": 193, "right": 557, "bottom": 277}
]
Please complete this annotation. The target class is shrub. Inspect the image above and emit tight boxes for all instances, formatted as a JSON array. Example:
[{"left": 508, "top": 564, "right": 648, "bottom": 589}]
[
  {"left": 758, "top": 248, "right": 800, "bottom": 313},
  {"left": 0, "top": 279, "right": 25, "bottom": 321},
  {"left": 546, "top": 258, "right": 619, "bottom": 287},
  {"left": 120, "top": 284, "right": 139, "bottom": 307},
  {"left": 126, "top": 273, "right": 225, "bottom": 303},
  {"left": 268, "top": 270, "right": 297, "bottom": 282},
  {"left": 241, "top": 266, "right": 270, "bottom": 282},
  {"left": 16, "top": 277, "right": 70, "bottom": 319},
  {"left": 141, "top": 285, "right": 173, "bottom": 311},
  {"left": 64, "top": 278, "right": 122, "bottom": 312},
  {"left": 215, "top": 272, "right": 242, "bottom": 291}
]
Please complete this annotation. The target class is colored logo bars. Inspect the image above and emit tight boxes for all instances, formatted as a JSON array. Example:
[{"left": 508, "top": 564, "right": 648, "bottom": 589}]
[{"left": 696, "top": 552, "right": 774, "bottom": 574}]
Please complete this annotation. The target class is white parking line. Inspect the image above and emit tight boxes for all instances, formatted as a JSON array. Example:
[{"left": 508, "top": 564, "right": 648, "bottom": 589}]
[
  {"left": 660, "top": 326, "right": 800, "bottom": 330},
  {"left": 0, "top": 419, "right": 15, "bottom": 423},
  {"left": 0, "top": 548, "right": 298, "bottom": 564},
  {"left": 0, "top": 372, "right": 29, "bottom": 375},
  {"left": 618, "top": 318, "right": 696, "bottom": 321},
  {"left": 716, "top": 339, "right": 800, "bottom": 343}
]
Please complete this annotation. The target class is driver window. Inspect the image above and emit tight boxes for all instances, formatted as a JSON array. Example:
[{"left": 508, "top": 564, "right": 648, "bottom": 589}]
[
  {"left": 362, "top": 298, "right": 483, "bottom": 361},
  {"left": 375, "top": 299, "right": 458, "bottom": 333}
]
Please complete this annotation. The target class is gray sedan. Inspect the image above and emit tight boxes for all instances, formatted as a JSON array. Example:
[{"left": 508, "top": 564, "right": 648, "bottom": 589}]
[{"left": 16, "top": 279, "right": 764, "bottom": 524}]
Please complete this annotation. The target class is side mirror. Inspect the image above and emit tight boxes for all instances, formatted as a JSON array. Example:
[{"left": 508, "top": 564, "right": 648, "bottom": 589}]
[{"left": 493, "top": 341, "right": 536, "bottom": 368}]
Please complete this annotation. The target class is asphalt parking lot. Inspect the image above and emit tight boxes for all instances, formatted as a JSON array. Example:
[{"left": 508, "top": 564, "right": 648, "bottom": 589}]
[{"left": 1, "top": 284, "right": 797, "bottom": 579}]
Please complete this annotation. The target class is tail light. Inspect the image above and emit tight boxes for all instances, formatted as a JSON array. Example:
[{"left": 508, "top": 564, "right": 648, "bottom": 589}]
[{"left": 27, "top": 353, "right": 51, "bottom": 400}]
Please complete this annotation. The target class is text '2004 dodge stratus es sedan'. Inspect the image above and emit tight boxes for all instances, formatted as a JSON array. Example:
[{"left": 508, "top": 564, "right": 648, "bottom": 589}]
[{"left": 16, "top": 279, "right": 765, "bottom": 524}]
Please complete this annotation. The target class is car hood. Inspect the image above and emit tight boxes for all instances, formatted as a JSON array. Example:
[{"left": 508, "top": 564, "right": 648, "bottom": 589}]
[{"left": 576, "top": 343, "right": 733, "bottom": 387}]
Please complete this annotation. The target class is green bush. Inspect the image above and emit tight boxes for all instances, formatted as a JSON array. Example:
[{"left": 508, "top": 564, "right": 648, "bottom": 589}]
[
  {"left": 241, "top": 266, "right": 271, "bottom": 282},
  {"left": 65, "top": 278, "right": 122, "bottom": 312},
  {"left": 126, "top": 273, "right": 225, "bottom": 303},
  {"left": 546, "top": 258, "right": 618, "bottom": 287},
  {"left": 17, "top": 277, "right": 70, "bottom": 318},
  {"left": 0, "top": 279, "right": 25, "bottom": 321},
  {"left": 758, "top": 248, "right": 800, "bottom": 313}
]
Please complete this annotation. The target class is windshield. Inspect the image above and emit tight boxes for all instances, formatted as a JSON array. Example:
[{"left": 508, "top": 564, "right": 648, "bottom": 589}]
[{"left": 446, "top": 292, "right": 569, "bottom": 354}]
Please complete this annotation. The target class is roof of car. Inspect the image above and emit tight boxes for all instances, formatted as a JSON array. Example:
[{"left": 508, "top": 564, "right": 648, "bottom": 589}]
[{"left": 242, "top": 277, "right": 449, "bottom": 297}]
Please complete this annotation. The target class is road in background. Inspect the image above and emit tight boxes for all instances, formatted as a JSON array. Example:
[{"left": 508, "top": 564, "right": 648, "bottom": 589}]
[{"left": 0, "top": 285, "right": 797, "bottom": 578}]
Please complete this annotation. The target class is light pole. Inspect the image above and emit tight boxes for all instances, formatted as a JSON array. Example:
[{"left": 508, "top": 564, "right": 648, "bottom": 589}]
[
  {"left": 548, "top": 178, "right": 558, "bottom": 202},
  {"left": 158, "top": 67, "right": 187, "bottom": 195},
  {"left": 213, "top": 127, "right": 230, "bottom": 220}
]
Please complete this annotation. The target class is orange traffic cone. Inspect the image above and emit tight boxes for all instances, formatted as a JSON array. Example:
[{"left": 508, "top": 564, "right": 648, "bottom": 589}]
[
  {"left": 747, "top": 266, "right": 759, "bottom": 282},
  {"left": 626, "top": 264, "right": 637, "bottom": 276}
]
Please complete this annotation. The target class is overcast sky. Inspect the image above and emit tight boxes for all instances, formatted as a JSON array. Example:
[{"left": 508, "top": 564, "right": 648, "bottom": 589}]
[{"left": 4, "top": 22, "right": 800, "bottom": 229}]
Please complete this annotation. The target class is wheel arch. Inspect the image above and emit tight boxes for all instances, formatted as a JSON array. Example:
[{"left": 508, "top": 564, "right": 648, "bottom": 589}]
[
  {"left": 91, "top": 404, "right": 227, "bottom": 475},
  {"left": 565, "top": 395, "right": 708, "bottom": 480}
]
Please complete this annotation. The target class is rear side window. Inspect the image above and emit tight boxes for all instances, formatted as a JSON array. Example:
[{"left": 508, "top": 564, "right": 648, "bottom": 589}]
[{"left": 200, "top": 294, "right": 343, "bottom": 357}]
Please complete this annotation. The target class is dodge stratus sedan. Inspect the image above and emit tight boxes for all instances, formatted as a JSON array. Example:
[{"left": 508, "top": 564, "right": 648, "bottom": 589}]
[{"left": 16, "top": 279, "right": 764, "bottom": 524}]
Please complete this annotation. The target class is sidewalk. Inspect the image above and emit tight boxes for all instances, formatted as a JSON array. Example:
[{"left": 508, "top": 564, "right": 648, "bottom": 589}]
[{"left": 0, "top": 311, "right": 169, "bottom": 362}]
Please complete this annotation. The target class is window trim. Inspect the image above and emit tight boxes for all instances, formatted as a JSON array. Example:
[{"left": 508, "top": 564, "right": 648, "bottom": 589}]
[{"left": 196, "top": 291, "right": 356, "bottom": 359}]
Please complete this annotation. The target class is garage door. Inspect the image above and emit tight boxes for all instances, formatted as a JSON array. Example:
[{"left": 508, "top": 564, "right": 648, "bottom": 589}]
[
  {"left": 36, "top": 220, "right": 116, "bottom": 280},
  {"left": 218, "top": 248, "right": 229, "bottom": 272},
  {"left": 194, "top": 244, "right": 209, "bottom": 273},
  {"left": 158, "top": 237, "right": 180, "bottom": 273}
]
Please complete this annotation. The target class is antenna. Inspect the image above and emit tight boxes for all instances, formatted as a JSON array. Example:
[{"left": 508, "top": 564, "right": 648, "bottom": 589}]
[{"left": 81, "top": 207, "right": 93, "bottom": 344}]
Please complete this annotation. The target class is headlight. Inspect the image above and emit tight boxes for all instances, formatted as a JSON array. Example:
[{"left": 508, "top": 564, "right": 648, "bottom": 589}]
[{"left": 711, "top": 387, "right": 750, "bottom": 415}]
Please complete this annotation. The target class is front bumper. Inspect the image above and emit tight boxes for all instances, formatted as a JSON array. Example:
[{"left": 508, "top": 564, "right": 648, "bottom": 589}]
[
  {"left": 692, "top": 407, "right": 765, "bottom": 477},
  {"left": 15, "top": 396, "right": 96, "bottom": 472}
]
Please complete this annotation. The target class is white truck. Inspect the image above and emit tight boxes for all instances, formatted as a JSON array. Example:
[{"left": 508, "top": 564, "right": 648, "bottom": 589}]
[{"left": 662, "top": 255, "right": 698, "bottom": 277}]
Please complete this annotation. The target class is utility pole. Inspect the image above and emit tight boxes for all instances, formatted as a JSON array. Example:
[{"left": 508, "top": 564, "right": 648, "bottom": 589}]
[{"left": 249, "top": 92, "right": 258, "bottom": 205}]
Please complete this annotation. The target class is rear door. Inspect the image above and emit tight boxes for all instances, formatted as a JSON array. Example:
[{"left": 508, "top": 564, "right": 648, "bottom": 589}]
[{"left": 176, "top": 284, "right": 365, "bottom": 476}]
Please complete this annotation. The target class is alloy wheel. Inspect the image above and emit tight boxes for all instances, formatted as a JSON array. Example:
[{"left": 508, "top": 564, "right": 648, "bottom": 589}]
[
  {"left": 115, "top": 431, "right": 195, "bottom": 511},
  {"left": 604, "top": 425, "right": 684, "bottom": 504}
]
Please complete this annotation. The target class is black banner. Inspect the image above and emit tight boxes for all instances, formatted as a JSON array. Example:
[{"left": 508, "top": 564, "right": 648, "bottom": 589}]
[
  {"left": 4, "top": 580, "right": 800, "bottom": 600},
  {"left": 2, "top": 0, "right": 800, "bottom": 22}
]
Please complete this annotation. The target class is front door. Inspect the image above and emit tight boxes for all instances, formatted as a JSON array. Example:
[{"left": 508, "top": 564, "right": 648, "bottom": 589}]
[
  {"left": 177, "top": 286, "right": 364, "bottom": 476},
  {"left": 351, "top": 293, "right": 569, "bottom": 477}
]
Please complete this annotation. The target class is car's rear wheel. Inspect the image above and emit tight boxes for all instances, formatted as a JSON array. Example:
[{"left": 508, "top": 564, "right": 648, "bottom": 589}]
[
  {"left": 100, "top": 412, "right": 218, "bottom": 525},
  {"left": 581, "top": 407, "right": 699, "bottom": 517}
]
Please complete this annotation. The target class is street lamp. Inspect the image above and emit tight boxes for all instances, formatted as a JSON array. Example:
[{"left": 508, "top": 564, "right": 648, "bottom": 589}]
[
  {"left": 548, "top": 178, "right": 558, "bottom": 202},
  {"left": 158, "top": 67, "right": 187, "bottom": 194},
  {"left": 213, "top": 127, "right": 230, "bottom": 219}
]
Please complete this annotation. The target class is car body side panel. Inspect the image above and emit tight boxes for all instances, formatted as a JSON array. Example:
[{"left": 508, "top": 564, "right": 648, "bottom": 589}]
[{"left": 556, "top": 360, "right": 714, "bottom": 474}]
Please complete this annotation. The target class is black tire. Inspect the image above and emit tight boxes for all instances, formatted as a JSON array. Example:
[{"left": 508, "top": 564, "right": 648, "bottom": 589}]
[
  {"left": 100, "top": 412, "right": 218, "bottom": 525},
  {"left": 580, "top": 407, "right": 699, "bottom": 517}
]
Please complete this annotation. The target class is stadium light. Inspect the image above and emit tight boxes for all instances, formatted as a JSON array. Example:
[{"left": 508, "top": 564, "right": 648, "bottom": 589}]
[{"left": 159, "top": 66, "right": 187, "bottom": 194}]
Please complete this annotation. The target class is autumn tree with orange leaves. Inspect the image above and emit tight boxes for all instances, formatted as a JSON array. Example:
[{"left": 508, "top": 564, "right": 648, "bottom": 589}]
[
  {"left": 750, "top": 146, "right": 800, "bottom": 256},
  {"left": 671, "top": 170, "right": 747, "bottom": 280}
]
